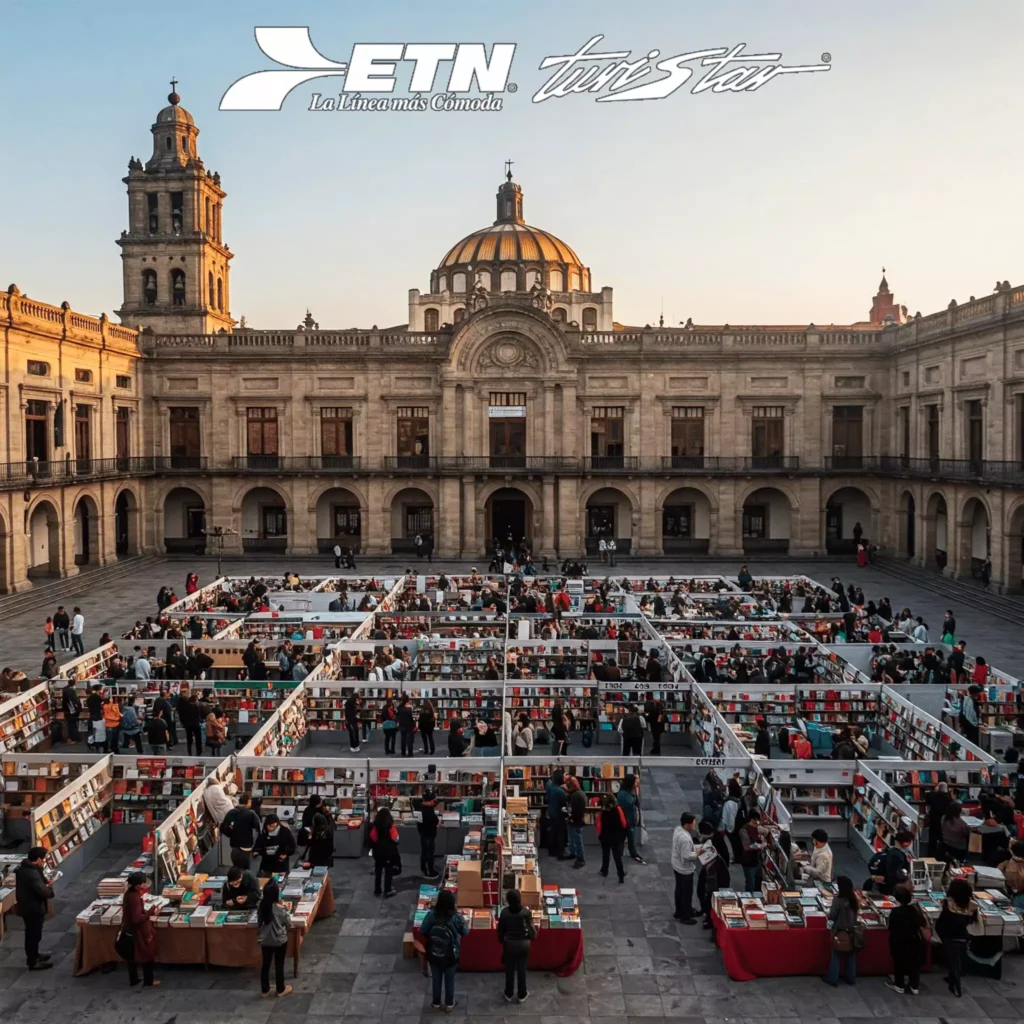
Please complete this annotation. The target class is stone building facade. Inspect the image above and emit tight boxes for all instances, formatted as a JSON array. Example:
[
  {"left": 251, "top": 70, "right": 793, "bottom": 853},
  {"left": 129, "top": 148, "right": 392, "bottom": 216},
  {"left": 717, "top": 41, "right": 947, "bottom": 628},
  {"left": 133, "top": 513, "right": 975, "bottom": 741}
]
[{"left": 5, "top": 88, "right": 1024, "bottom": 590}]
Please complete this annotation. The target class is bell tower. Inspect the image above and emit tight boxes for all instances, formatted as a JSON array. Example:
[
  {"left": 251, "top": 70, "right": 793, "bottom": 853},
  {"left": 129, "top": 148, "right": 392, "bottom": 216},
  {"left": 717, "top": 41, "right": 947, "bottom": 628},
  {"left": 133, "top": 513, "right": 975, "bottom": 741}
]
[
  {"left": 495, "top": 159, "right": 524, "bottom": 224},
  {"left": 116, "top": 82, "right": 234, "bottom": 334}
]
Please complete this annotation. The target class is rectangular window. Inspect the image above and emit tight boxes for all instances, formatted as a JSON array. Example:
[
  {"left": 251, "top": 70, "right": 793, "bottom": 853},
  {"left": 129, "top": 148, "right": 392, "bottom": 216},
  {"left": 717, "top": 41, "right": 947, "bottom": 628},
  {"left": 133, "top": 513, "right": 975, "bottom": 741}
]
[
  {"left": 261, "top": 505, "right": 287, "bottom": 538},
  {"left": 169, "top": 406, "right": 201, "bottom": 469},
  {"left": 320, "top": 407, "right": 354, "bottom": 467},
  {"left": 742, "top": 505, "right": 768, "bottom": 539},
  {"left": 590, "top": 406, "right": 625, "bottom": 468},
  {"left": 74, "top": 404, "right": 92, "bottom": 473},
  {"left": 488, "top": 393, "right": 526, "bottom": 467},
  {"left": 751, "top": 406, "right": 784, "bottom": 465},
  {"left": 926, "top": 404, "right": 940, "bottom": 462},
  {"left": 74, "top": 368, "right": 93, "bottom": 383},
  {"left": 116, "top": 374, "right": 132, "bottom": 389},
  {"left": 115, "top": 407, "right": 131, "bottom": 466},
  {"left": 186, "top": 506, "right": 206, "bottom": 539},
  {"left": 967, "top": 399, "right": 983, "bottom": 467},
  {"left": 332, "top": 506, "right": 361, "bottom": 539},
  {"left": 898, "top": 406, "right": 910, "bottom": 464},
  {"left": 396, "top": 406, "right": 429, "bottom": 467},
  {"left": 406, "top": 506, "right": 433, "bottom": 537},
  {"left": 25, "top": 399, "right": 49, "bottom": 467},
  {"left": 246, "top": 407, "right": 279, "bottom": 468},
  {"left": 170, "top": 191, "right": 183, "bottom": 234},
  {"left": 831, "top": 405, "right": 863, "bottom": 468},
  {"left": 27, "top": 360, "right": 49, "bottom": 377},
  {"left": 147, "top": 193, "right": 159, "bottom": 233},
  {"left": 663, "top": 505, "right": 693, "bottom": 538},
  {"left": 671, "top": 406, "right": 705, "bottom": 466}
]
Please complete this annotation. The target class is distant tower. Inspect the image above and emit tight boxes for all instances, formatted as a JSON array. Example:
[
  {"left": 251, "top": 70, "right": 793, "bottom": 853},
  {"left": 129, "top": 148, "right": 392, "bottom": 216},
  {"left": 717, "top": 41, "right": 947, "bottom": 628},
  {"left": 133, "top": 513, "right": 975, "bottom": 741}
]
[
  {"left": 495, "top": 159, "right": 524, "bottom": 223},
  {"left": 868, "top": 268, "right": 905, "bottom": 326},
  {"left": 116, "top": 82, "right": 234, "bottom": 334}
]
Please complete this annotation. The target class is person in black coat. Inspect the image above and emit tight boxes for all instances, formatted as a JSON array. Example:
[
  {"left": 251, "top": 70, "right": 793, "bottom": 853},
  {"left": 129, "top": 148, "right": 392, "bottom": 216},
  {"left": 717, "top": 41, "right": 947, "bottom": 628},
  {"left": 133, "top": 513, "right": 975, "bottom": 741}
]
[
  {"left": 153, "top": 685, "right": 177, "bottom": 747},
  {"left": 595, "top": 794, "right": 628, "bottom": 882},
  {"left": 697, "top": 819, "right": 732, "bottom": 930},
  {"left": 419, "top": 700, "right": 436, "bottom": 755},
  {"left": 305, "top": 803, "right": 335, "bottom": 868},
  {"left": 448, "top": 721, "right": 467, "bottom": 758},
  {"left": 222, "top": 792, "right": 263, "bottom": 869},
  {"left": 417, "top": 789, "right": 440, "bottom": 877},
  {"left": 252, "top": 814, "right": 297, "bottom": 877},
  {"left": 15, "top": 848, "right": 54, "bottom": 970},
  {"left": 397, "top": 695, "right": 416, "bottom": 757},
  {"left": 61, "top": 679, "right": 83, "bottom": 744},
  {"left": 926, "top": 782, "right": 952, "bottom": 858},
  {"left": 753, "top": 721, "right": 771, "bottom": 759},
  {"left": 344, "top": 693, "right": 362, "bottom": 752},
  {"left": 886, "top": 884, "right": 928, "bottom": 994}
]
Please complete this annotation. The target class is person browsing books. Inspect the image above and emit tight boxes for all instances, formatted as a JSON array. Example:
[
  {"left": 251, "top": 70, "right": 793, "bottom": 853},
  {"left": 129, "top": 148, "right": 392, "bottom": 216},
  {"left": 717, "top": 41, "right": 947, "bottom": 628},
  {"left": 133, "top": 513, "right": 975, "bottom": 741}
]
[{"left": 253, "top": 814, "right": 297, "bottom": 877}]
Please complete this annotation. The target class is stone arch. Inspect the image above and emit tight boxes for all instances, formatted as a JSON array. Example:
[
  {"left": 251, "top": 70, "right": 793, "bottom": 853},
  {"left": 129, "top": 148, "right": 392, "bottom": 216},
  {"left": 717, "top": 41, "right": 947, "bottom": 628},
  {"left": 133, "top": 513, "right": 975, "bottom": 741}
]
[
  {"left": 739, "top": 486, "right": 793, "bottom": 554},
  {"left": 313, "top": 486, "right": 365, "bottom": 553},
  {"left": 736, "top": 479, "right": 801, "bottom": 513},
  {"left": 478, "top": 481, "right": 544, "bottom": 552},
  {"left": 1006, "top": 499, "right": 1024, "bottom": 592},
  {"left": 163, "top": 486, "right": 207, "bottom": 554},
  {"left": 27, "top": 497, "right": 61, "bottom": 577},
  {"left": 389, "top": 486, "right": 435, "bottom": 555},
  {"left": 923, "top": 490, "right": 950, "bottom": 570},
  {"left": 114, "top": 487, "right": 140, "bottom": 557},
  {"left": 823, "top": 485, "right": 877, "bottom": 554},
  {"left": 239, "top": 485, "right": 289, "bottom": 552},
  {"left": 958, "top": 494, "right": 990, "bottom": 579},
  {"left": 448, "top": 305, "right": 569, "bottom": 376},
  {"left": 73, "top": 493, "right": 100, "bottom": 566},
  {"left": 898, "top": 490, "right": 916, "bottom": 559},
  {"left": 582, "top": 485, "right": 638, "bottom": 556},
  {"left": 658, "top": 485, "right": 717, "bottom": 554}
]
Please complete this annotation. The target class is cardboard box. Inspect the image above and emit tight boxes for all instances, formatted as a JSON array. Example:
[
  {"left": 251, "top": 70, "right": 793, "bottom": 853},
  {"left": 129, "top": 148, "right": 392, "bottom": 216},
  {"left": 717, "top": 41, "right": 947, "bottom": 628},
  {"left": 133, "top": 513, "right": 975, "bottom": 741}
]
[{"left": 402, "top": 931, "right": 417, "bottom": 958}]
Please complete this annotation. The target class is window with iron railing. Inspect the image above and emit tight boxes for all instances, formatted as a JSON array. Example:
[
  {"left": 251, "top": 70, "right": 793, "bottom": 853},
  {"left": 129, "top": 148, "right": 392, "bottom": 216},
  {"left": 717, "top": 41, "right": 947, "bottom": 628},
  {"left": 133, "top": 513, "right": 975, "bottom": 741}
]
[
  {"left": 671, "top": 407, "right": 704, "bottom": 464},
  {"left": 591, "top": 406, "right": 625, "bottom": 463}
]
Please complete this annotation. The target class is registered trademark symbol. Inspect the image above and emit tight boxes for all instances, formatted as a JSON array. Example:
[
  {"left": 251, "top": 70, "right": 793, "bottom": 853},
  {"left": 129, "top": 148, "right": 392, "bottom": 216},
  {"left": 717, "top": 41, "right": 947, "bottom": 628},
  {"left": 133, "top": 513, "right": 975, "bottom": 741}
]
[
  {"left": 821, "top": 53, "right": 831, "bottom": 63},
  {"left": 507, "top": 82, "right": 518, "bottom": 92}
]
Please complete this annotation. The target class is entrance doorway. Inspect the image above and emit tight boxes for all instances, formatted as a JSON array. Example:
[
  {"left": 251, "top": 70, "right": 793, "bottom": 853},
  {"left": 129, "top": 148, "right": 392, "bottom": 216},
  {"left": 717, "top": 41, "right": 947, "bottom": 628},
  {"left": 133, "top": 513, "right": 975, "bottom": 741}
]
[{"left": 486, "top": 487, "right": 533, "bottom": 553}]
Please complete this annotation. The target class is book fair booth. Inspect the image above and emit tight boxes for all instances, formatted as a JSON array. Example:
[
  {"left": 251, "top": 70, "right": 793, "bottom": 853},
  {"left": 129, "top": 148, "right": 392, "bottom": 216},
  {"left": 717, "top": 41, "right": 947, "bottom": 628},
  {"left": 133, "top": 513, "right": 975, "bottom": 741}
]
[{"left": 0, "top": 570, "right": 1022, "bottom": 984}]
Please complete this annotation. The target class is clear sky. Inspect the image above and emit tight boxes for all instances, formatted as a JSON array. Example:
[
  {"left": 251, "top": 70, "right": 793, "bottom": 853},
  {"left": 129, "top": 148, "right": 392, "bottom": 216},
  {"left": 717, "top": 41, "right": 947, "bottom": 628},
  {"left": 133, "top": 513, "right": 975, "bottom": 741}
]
[{"left": 1, "top": 0, "right": 1021, "bottom": 330}]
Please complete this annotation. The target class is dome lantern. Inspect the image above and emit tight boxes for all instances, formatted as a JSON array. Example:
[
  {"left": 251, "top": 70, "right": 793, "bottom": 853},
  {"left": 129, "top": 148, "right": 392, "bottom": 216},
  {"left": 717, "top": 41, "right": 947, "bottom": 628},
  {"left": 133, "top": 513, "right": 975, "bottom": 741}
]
[{"left": 495, "top": 159, "right": 524, "bottom": 224}]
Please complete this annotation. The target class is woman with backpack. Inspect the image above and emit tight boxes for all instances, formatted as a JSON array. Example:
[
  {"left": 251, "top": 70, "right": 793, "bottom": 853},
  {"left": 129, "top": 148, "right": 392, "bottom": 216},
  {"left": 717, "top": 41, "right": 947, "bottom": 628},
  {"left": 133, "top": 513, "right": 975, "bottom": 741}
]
[
  {"left": 421, "top": 888, "right": 469, "bottom": 1012},
  {"left": 256, "top": 879, "right": 293, "bottom": 999},
  {"left": 595, "top": 793, "right": 628, "bottom": 882},
  {"left": 497, "top": 888, "right": 536, "bottom": 1004},
  {"left": 369, "top": 807, "right": 399, "bottom": 898},
  {"left": 720, "top": 779, "right": 744, "bottom": 862}
]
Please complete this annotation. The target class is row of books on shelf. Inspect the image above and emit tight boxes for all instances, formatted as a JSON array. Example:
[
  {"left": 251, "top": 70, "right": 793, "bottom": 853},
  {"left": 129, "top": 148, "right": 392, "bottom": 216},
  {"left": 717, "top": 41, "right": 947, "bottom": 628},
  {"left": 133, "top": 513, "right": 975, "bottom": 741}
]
[{"left": 0, "top": 693, "right": 51, "bottom": 754}]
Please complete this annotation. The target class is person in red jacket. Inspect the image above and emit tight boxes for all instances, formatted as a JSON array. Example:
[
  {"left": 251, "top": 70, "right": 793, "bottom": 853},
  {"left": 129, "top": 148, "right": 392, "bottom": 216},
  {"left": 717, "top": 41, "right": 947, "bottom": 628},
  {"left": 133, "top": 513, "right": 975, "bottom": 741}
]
[
  {"left": 119, "top": 871, "right": 160, "bottom": 987},
  {"left": 596, "top": 793, "right": 628, "bottom": 882},
  {"left": 792, "top": 732, "right": 813, "bottom": 760}
]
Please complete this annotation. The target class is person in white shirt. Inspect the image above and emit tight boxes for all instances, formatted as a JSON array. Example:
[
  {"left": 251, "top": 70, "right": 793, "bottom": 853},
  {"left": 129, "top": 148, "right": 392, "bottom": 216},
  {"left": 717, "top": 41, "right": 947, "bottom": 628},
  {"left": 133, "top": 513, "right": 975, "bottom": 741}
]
[
  {"left": 70, "top": 607, "right": 86, "bottom": 655},
  {"left": 503, "top": 709, "right": 514, "bottom": 757},
  {"left": 133, "top": 648, "right": 152, "bottom": 681},
  {"left": 671, "top": 812, "right": 699, "bottom": 925},
  {"left": 598, "top": 538, "right": 608, "bottom": 563},
  {"left": 333, "top": 544, "right": 342, "bottom": 569},
  {"left": 913, "top": 617, "right": 929, "bottom": 643},
  {"left": 801, "top": 829, "right": 834, "bottom": 884},
  {"left": 204, "top": 781, "right": 236, "bottom": 826}
]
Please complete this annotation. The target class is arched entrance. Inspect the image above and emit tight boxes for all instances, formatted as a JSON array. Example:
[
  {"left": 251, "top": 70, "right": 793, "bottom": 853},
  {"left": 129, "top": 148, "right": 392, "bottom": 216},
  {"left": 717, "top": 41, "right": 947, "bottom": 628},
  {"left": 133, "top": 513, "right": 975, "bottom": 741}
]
[
  {"left": 899, "top": 492, "right": 916, "bottom": 559},
  {"left": 824, "top": 487, "right": 873, "bottom": 554},
  {"left": 115, "top": 489, "right": 139, "bottom": 557},
  {"left": 389, "top": 487, "right": 434, "bottom": 554},
  {"left": 74, "top": 495, "right": 100, "bottom": 566},
  {"left": 661, "top": 487, "right": 712, "bottom": 554},
  {"left": 316, "top": 487, "right": 362, "bottom": 554},
  {"left": 241, "top": 486, "right": 288, "bottom": 552},
  {"left": 27, "top": 500, "right": 60, "bottom": 577},
  {"left": 741, "top": 487, "right": 792, "bottom": 554},
  {"left": 164, "top": 487, "right": 207, "bottom": 554},
  {"left": 959, "top": 497, "right": 990, "bottom": 578},
  {"left": 486, "top": 487, "right": 534, "bottom": 552},
  {"left": 584, "top": 487, "right": 634, "bottom": 555},
  {"left": 924, "top": 493, "right": 948, "bottom": 570}
]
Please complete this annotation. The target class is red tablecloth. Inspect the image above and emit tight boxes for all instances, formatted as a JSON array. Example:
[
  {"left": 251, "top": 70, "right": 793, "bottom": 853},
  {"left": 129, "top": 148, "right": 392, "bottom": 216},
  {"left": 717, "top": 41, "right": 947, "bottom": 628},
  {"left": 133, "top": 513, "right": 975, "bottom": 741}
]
[
  {"left": 414, "top": 925, "right": 583, "bottom": 977},
  {"left": 711, "top": 911, "right": 930, "bottom": 982}
]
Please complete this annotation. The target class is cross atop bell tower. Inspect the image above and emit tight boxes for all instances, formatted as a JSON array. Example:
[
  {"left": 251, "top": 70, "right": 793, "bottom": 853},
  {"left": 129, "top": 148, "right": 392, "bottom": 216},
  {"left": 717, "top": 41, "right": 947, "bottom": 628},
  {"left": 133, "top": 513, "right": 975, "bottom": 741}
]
[{"left": 495, "top": 161, "right": 524, "bottom": 224}]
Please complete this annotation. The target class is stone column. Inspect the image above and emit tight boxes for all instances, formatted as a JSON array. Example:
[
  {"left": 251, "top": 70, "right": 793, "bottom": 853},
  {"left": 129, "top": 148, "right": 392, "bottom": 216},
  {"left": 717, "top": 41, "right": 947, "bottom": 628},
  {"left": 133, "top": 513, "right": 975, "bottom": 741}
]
[
  {"left": 212, "top": 477, "right": 243, "bottom": 554},
  {"left": 461, "top": 477, "right": 476, "bottom": 556},
  {"left": 557, "top": 477, "right": 580, "bottom": 555},
  {"left": 289, "top": 479, "right": 316, "bottom": 555},
  {"left": 438, "top": 477, "right": 460, "bottom": 557},
  {"left": 366, "top": 478, "right": 388, "bottom": 555},
  {"left": 441, "top": 386, "right": 457, "bottom": 457},
  {"left": 541, "top": 476, "right": 556, "bottom": 556}
]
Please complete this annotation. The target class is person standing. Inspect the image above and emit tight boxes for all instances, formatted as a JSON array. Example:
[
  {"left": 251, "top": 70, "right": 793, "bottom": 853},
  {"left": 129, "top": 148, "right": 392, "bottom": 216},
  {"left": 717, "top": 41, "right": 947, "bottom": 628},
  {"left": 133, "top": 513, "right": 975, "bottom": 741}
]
[
  {"left": 221, "top": 792, "right": 262, "bottom": 869},
  {"left": 120, "top": 695, "right": 143, "bottom": 753},
  {"left": 926, "top": 781, "right": 952, "bottom": 858},
  {"left": 206, "top": 705, "right": 227, "bottom": 756},
  {"left": 117, "top": 871, "right": 159, "bottom": 987},
  {"left": 565, "top": 776, "right": 587, "bottom": 868},
  {"left": 15, "top": 847, "right": 54, "bottom": 971},
  {"left": 616, "top": 774, "right": 646, "bottom": 864},
  {"left": 940, "top": 802, "right": 971, "bottom": 862},
  {"left": 53, "top": 606, "right": 71, "bottom": 652},
  {"left": 959, "top": 686, "right": 982, "bottom": 747},
  {"left": 739, "top": 809, "right": 766, "bottom": 892},
  {"left": 981, "top": 557, "right": 992, "bottom": 589},
  {"left": 497, "top": 888, "right": 535, "bottom": 1004},
  {"left": 257, "top": 880, "right": 293, "bottom": 999},
  {"left": 644, "top": 696, "right": 665, "bottom": 755},
  {"left": 936, "top": 877, "right": 977, "bottom": 997},
  {"left": 596, "top": 793, "right": 628, "bottom": 882},
  {"left": 800, "top": 829, "right": 834, "bottom": 883},
  {"left": 545, "top": 768, "right": 568, "bottom": 858},
  {"left": 422, "top": 889, "right": 469, "bottom": 1012},
  {"left": 370, "top": 807, "right": 399, "bottom": 898},
  {"left": 397, "top": 695, "right": 416, "bottom": 757},
  {"left": 153, "top": 685, "right": 177, "bottom": 748},
  {"left": 696, "top": 819, "right": 731, "bottom": 930},
  {"left": 253, "top": 814, "right": 297, "bottom": 878},
  {"left": 333, "top": 543, "right": 342, "bottom": 570},
  {"left": 305, "top": 801, "right": 335, "bottom": 869},
  {"left": 942, "top": 610, "right": 957, "bottom": 643},
  {"left": 754, "top": 720, "right": 771, "bottom": 758},
  {"left": 671, "top": 812, "right": 698, "bottom": 925},
  {"left": 381, "top": 698, "right": 398, "bottom": 755},
  {"left": 598, "top": 537, "right": 607, "bottom": 564},
  {"left": 886, "top": 884, "right": 928, "bottom": 995},
  {"left": 178, "top": 692, "right": 203, "bottom": 756},
  {"left": 618, "top": 704, "right": 646, "bottom": 756},
  {"left": 344, "top": 692, "right": 362, "bottom": 753},
  {"left": 418, "top": 788, "right": 440, "bottom": 878},
  {"left": 61, "top": 677, "right": 83, "bottom": 745},
  {"left": 823, "top": 874, "right": 859, "bottom": 987},
  {"left": 70, "top": 606, "right": 85, "bottom": 655},
  {"left": 102, "top": 695, "right": 123, "bottom": 755},
  {"left": 419, "top": 699, "right": 436, "bottom": 755},
  {"left": 607, "top": 538, "right": 617, "bottom": 568},
  {"left": 513, "top": 713, "right": 534, "bottom": 756}
]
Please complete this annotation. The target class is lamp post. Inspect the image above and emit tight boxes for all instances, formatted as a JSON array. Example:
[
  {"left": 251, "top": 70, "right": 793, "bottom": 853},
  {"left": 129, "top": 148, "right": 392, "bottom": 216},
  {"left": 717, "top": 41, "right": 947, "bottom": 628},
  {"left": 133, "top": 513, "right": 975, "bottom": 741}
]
[{"left": 204, "top": 525, "right": 234, "bottom": 577}]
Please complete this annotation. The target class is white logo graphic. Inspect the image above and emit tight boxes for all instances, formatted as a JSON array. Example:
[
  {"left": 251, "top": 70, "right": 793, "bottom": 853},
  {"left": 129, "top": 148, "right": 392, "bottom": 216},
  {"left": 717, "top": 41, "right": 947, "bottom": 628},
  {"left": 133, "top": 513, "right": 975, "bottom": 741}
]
[
  {"left": 534, "top": 36, "right": 831, "bottom": 103},
  {"left": 220, "top": 28, "right": 516, "bottom": 111}
]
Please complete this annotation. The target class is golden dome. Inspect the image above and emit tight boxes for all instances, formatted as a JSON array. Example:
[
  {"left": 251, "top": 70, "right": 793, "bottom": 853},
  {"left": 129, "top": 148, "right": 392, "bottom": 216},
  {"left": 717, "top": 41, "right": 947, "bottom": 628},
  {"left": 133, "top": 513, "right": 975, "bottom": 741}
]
[
  {"left": 432, "top": 172, "right": 591, "bottom": 293},
  {"left": 439, "top": 222, "right": 582, "bottom": 268}
]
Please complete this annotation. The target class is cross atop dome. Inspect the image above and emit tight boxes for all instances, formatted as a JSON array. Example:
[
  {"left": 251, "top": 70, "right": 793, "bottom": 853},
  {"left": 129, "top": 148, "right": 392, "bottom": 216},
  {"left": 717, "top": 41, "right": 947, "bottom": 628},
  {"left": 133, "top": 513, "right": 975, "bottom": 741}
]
[
  {"left": 505, "top": 158, "right": 514, "bottom": 182},
  {"left": 495, "top": 164, "right": 523, "bottom": 224},
  {"left": 168, "top": 77, "right": 180, "bottom": 105}
]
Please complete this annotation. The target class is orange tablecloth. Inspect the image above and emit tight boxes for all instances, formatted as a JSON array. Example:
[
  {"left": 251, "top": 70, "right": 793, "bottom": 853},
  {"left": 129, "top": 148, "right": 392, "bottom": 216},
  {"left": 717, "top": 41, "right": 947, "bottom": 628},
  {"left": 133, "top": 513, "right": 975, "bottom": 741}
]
[{"left": 74, "top": 875, "right": 334, "bottom": 977}]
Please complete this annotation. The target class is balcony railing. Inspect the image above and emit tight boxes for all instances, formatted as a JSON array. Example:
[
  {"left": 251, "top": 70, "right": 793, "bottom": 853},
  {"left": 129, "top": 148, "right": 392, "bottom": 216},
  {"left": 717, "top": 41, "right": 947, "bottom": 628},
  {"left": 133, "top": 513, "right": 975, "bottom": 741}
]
[
  {"left": 583, "top": 456, "right": 640, "bottom": 472},
  {"left": 876, "top": 456, "right": 1003, "bottom": 482},
  {"left": 824, "top": 456, "right": 882, "bottom": 472},
  {"left": 742, "top": 456, "right": 800, "bottom": 471},
  {"left": 382, "top": 455, "right": 437, "bottom": 472},
  {"left": 155, "top": 455, "right": 209, "bottom": 472},
  {"left": 231, "top": 455, "right": 363, "bottom": 473}
]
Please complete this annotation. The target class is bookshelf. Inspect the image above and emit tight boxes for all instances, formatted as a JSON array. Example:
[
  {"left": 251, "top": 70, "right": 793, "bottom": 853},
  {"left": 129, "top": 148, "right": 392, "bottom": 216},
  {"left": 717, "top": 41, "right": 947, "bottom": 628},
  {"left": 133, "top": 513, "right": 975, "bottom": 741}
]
[
  {"left": 1, "top": 755, "right": 93, "bottom": 839},
  {"left": 239, "top": 756, "right": 368, "bottom": 857},
  {"left": 766, "top": 762, "right": 855, "bottom": 840},
  {"left": 56, "top": 642, "right": 118, "bottom": 682},
  {"left": 798, "top": 685, "right": 879, "bottom": 729},
  {"left": 648, "top": 621, "right": 805, "bottom": 642},
  {"left": 705, "top": 687, "right": 796, "bottom": 752},
  {"left": 845, "top": 763, "right": 919, "bottom": 861},
  {"left": 506, "top": 643, "right": 591, "bottom": 680},
  {"left": 946, "top": 682, "right": 1022, "bottom": 736},
  {"left": 111, "top": 756, "right": 222, "bottom": 842},
  {"left": 238, "top": 685, "right": 308, "bottom": 758},
  {"left": 596, "top": 683, "right": 691, "bottom": 742},
  {"left": 207, "top": 680, "right": 300, "bottom": 732},
  {"left": 364, "top": 613, "right": 507, "bottom": 640},
  {"left": 878, "top": 688, "right": 988, "bottom": 762},
  {"left": 0, "top": 684, "right": 52, "bottom": 755},
  {"left": 505, "top": 682, "right": 598, "bottom": 730},
  {"left": 31, "top": 756, "right": 113, "bottom": 884},
  {"left": 618, "top": 576, "right": 741, "bottom": 594},
  {"left": 414, "top": 638, "right": 505, "bottom": 682}
]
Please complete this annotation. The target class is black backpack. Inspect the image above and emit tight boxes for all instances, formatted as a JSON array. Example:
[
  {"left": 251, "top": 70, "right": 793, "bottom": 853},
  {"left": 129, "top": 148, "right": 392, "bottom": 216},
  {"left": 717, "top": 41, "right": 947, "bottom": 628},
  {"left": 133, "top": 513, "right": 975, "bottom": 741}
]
[{"left": 428, "top": 919, "right": 457, "bottom": 967}]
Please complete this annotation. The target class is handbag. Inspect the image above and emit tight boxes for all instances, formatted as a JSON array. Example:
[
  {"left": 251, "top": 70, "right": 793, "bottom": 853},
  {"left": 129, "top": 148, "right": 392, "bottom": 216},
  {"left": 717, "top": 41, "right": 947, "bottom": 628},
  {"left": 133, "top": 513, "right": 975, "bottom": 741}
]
[
  {"left": 830, "top": 930, "right": 853, "bottom": 953},
  {"left": 114, "top": 930, "right": 134, "bottom": 961}
]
